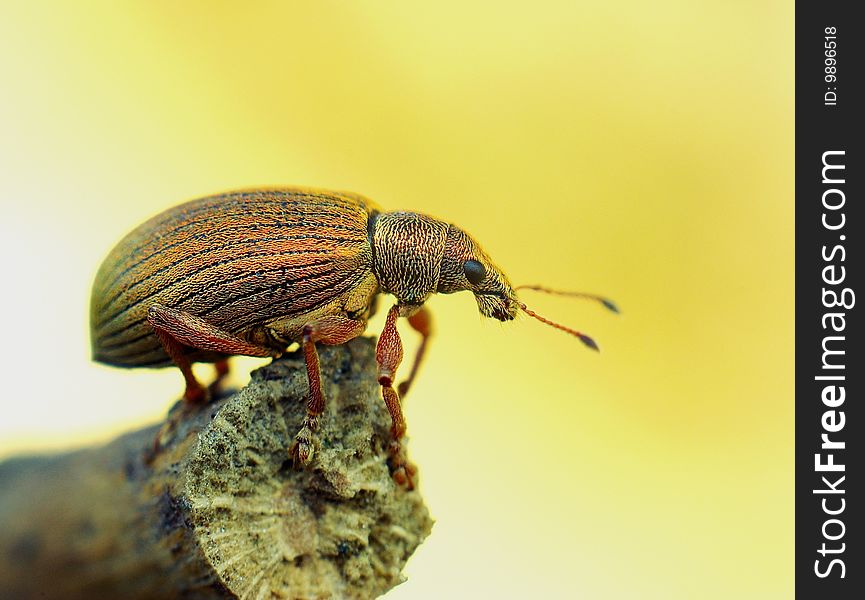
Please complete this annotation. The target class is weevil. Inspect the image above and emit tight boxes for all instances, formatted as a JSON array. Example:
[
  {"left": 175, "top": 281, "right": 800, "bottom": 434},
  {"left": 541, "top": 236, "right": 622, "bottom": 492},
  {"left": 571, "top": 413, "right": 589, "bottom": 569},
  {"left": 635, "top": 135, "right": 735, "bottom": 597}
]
[{"left": 90, "top": 188, "right": 616, "bottom": 488}]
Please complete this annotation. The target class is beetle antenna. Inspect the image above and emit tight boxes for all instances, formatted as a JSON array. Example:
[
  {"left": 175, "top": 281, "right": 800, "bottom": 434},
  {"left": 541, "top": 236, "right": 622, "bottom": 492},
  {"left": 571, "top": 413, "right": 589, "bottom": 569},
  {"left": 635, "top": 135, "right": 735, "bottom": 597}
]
[
  {"left": 519, "top": 302, "right": 599, "bottom": 352},
  {"left": 515, "top": 285, "right": 620, "bottom": 314}
]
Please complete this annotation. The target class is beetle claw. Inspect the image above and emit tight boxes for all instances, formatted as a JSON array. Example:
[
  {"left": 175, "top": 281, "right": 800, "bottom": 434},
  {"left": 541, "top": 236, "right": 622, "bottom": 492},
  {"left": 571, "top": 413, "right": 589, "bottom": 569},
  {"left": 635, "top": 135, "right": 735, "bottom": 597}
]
[
  {"left": 387, "top": 442, "right": 417, "bottom": 490},
  {"left": 288, "top": 423, "right": 316, "bottom": 466}
]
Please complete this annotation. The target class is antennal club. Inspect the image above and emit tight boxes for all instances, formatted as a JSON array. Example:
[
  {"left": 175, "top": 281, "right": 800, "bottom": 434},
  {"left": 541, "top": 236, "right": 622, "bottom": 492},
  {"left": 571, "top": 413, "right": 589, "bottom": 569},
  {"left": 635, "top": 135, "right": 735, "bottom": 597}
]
[
  {"left": 515, "top": 285, "right": 620, "bottom": 314},
  {"left": 519, "top": 303, "right": 599, "bottom": 351}
]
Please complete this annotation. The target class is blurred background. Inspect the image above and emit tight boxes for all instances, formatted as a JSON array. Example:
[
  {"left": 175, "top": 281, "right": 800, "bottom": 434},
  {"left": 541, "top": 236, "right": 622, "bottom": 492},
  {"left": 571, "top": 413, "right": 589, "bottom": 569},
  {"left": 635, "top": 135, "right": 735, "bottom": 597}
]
[{"left": 0, "top": 1, "right": 792, "bottom": 598}]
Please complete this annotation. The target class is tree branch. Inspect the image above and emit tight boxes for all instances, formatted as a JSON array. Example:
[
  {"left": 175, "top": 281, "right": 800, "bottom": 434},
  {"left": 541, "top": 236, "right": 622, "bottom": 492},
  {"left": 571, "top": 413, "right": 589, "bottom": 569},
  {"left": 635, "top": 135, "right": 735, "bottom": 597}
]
[{"left": 0, "top": 338, "right": 431, "bottom": 600}]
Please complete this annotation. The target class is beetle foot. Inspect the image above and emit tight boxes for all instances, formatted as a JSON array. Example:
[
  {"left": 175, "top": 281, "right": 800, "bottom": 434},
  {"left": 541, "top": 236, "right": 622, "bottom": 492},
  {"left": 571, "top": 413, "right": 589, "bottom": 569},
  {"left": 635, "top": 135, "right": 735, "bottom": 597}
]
[
  {"left": 387, "top": 440, "right": 417, "bottom": 490},
  {"left": 183, "top": 382, "right": 208, "bottom": 405},
  {"left": 288, "top": 417, "right": 319, "bottom": 466}
]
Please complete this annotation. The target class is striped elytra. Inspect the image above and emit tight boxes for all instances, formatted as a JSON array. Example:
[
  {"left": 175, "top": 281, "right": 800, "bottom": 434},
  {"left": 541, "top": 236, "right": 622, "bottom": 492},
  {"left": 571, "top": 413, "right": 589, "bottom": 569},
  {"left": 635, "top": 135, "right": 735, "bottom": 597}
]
[{"left": 90, "top": 189, "right": 382, "bottom": 367}]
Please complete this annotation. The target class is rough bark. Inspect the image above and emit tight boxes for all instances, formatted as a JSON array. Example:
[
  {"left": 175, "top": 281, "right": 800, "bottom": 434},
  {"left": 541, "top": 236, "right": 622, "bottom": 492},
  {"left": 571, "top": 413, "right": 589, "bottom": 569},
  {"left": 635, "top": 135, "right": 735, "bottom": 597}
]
[{"left": 0, "top": 338, "right": 432, "bottom": 600}]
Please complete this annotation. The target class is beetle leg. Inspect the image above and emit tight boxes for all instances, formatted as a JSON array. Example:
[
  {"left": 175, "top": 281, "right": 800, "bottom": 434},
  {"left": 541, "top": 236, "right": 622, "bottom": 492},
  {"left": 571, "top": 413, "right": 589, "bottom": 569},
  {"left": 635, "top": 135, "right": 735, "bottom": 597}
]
[
  {"left": 147, "top": 304, "right": 274, "bottom": 403},
  {"left": 151, "top": 328, "right": 207, "bottom": 404},
  {"left": 288, "top": 316, "right": 367, "bottom": 466},
  {"left": 397, "top": 307, "right": 432, "bottom": 399},
  {"left": 376, "top": 305, "right": 417, "bottom": 490}
]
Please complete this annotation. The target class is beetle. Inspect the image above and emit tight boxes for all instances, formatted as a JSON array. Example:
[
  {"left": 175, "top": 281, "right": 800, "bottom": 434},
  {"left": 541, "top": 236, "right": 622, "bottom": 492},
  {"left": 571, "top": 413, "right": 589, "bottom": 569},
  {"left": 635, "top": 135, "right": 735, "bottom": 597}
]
[{"left": 90, "top": 188, "right": 615, "bottom": 488}]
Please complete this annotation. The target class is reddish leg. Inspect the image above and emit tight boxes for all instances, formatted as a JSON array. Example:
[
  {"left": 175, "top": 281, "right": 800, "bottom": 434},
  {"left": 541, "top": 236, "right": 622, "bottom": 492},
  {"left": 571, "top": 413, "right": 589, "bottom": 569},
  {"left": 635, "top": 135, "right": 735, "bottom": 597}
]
[
  {"left": 397, "top": 307, "right": 432, "bottom": 399},
  {"left": 148, "top": 304, "right": 274, "bottom": 404},
  {"left": 376, "top": 305, "right": 417, "bottom": 489},
  {"left": 288, "top": 316, "right": 367, "bottom": 465},
  {"left": 151, "top": 328, "right": 207, "bottom": 404}
]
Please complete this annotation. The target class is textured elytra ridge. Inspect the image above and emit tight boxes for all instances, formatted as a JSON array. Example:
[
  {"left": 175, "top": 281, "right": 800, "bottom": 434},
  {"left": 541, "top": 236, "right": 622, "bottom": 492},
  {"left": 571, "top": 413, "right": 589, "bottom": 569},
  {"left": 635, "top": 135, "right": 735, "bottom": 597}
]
[
  {"left": 178, "top": 338, "right": 433, "bottom": 599},
  {"left": 0, "top": 337, "right": 431, "bottom": 600}
]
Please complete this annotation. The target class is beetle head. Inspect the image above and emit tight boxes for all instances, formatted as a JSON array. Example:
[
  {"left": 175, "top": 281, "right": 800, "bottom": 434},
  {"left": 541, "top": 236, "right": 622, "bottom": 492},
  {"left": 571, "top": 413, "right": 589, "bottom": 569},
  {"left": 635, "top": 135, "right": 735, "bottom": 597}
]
[
  {"left": 436, "top": 225, "right": 519, "bottom": 322},
  {"left": 372, "top": 210, "right": 615, "bottom": 351},
  {"left": 436, "top": 226, "right": 619, "bottom": 352}
]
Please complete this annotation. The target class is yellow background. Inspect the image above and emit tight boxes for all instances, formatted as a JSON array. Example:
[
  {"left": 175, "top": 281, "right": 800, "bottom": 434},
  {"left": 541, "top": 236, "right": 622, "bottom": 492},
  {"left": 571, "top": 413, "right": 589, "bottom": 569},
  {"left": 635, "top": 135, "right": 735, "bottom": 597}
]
[{"left": 0, "top": 2, "right": 792, "bottom": 598}]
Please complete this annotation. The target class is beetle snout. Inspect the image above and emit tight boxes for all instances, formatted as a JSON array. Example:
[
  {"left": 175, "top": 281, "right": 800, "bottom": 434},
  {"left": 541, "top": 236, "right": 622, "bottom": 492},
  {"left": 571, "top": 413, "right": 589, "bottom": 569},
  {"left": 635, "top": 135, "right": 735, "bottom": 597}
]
[
  {"left": 475, "top": 292, "right": 518, "bottom": 322},
  {"left": 492, "top": 306, "right": 515, "bottom": 322}
]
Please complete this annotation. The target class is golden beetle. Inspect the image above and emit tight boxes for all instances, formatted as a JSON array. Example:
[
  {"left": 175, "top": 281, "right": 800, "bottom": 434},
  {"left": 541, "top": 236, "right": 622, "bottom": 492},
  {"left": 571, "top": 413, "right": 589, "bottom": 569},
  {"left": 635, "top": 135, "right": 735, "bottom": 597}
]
[{"left": 90, "top": 188, "right": 615, "bottom": 488}]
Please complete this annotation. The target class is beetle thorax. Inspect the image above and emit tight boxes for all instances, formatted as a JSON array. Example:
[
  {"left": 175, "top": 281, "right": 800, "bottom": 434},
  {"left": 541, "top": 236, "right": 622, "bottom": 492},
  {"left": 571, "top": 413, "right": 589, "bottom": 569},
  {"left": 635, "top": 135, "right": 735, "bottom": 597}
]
[{"left": 370, "top": 211, "right": 449, "bottom": 306}]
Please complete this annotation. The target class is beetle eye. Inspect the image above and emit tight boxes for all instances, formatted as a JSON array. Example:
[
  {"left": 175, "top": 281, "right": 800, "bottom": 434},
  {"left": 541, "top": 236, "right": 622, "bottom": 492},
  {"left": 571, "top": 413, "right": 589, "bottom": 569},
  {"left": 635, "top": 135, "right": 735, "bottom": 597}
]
[{"left": 463, "top": 259, "right": 486, "bottom": 285}]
